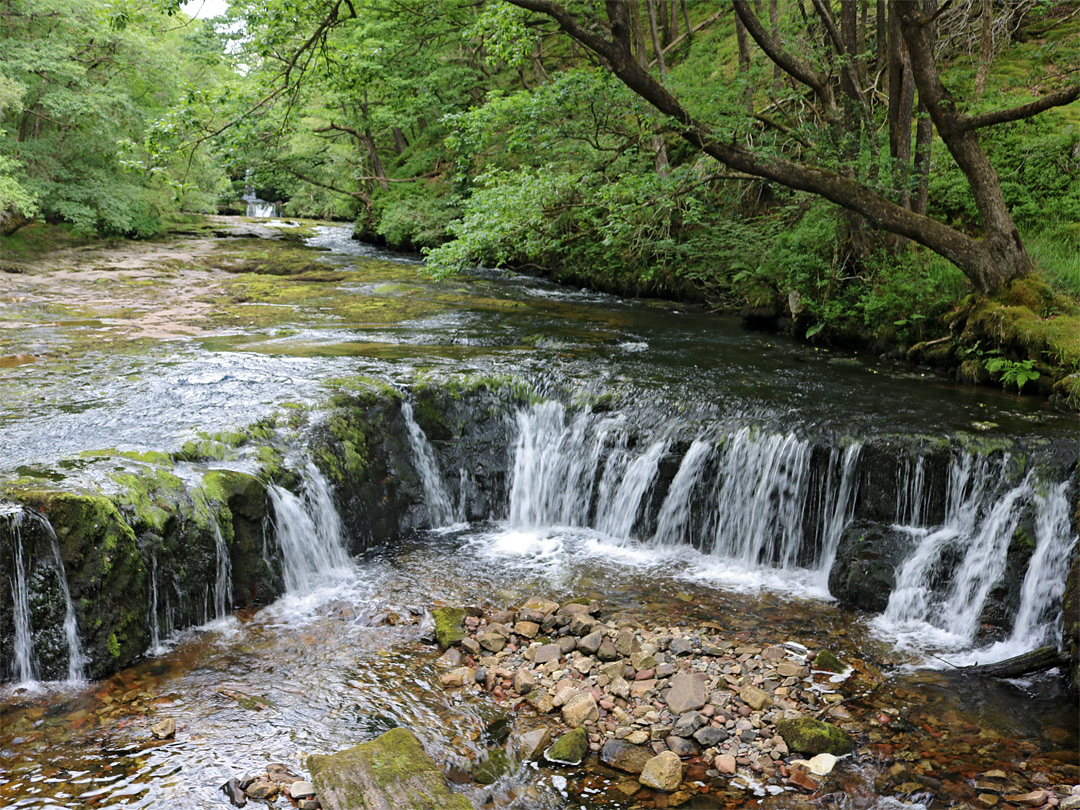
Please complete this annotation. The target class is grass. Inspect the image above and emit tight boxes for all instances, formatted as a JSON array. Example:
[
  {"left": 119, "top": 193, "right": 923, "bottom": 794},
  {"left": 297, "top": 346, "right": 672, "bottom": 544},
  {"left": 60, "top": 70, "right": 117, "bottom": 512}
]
[{"left": 1026, "top": 227, "right": 1080, "bottom": 299}]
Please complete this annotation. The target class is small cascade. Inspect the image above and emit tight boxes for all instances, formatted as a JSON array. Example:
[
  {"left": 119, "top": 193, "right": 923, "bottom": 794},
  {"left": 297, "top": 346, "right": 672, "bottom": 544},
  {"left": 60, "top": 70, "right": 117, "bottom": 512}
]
[
  {"left": 47, "top": 531, "right": 84, "bottom": 682},
  {"left": 896, "top": 455, "right": 928, "bottom": 526},
  {"left": 596, "top": 440, "right": 667, "bottom": 538},
  {"left": 1007, "top": 482, "right": 1078, "bottom": 646},
  {"left": 209, "top": 511, "right": 233, "bottom": 621},
  {"left": 148, "top": 550, "right": 162, "bottom": 653},
  {"left": 401, "top": 402, "right": 454, "bottom": 527},
  {"left": 268, "top": 462, "right": 351, "bottom": 593},
  {"left": 504, "top": 402, "right": 863, "bottom": 574},
  {"left": 11, "top": 528, "right": 35, "bottom": 683},
  {"left": 456, "top": 468, "right": 469, "bottom": 523}
]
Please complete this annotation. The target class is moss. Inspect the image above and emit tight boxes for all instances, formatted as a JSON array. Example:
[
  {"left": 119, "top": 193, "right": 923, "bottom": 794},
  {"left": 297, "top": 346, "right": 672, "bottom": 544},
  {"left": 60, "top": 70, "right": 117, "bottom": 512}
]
[
  {"left": 544, "top": 727, "right": 589, "bottom": 765},
  {"left": 106, "top": 632, "right": 121, "bottom": 658},
  {"left": 432, "top": 607, "right": 466, "bottom": 648},
  {"left": 813, "top": 649, "right": 846, "bottom": 673},
  {"left": 473, "top": 747, "right": 514, "bottom": 784},
  {"left": 776, "top": 717, "right": 854, "bottom": 756},
  {"left": 109, "top": 469, "right": 185, "bottom": 534},
  {"left": 307, "top": 727, "right": 471, "bottom": 810}
]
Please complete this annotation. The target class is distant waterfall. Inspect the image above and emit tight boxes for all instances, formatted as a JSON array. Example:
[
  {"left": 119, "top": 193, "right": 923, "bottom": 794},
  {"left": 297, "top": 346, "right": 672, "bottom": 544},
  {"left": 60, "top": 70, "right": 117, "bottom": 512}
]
[
  {"left": 401, "top": 402, "right": 455, "bottom": 527},
  {"left": 267, "top": 463, "right": 351, "bottom": 593}
]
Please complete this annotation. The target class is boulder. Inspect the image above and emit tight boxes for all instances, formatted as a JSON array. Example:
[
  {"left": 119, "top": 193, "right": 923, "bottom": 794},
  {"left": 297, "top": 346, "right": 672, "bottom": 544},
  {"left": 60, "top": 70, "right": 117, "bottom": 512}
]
[
  {"left": 545, "top": 727, "right": 589, "bottom": 765},
  {"left": 307, "top": 727, "right": 473, "bottom": 810},
  {"left": 512, "top": 728, "right": 551, "bottom": 761},
  {"left": 739, "top": 685, "right": 771, "bottom": 711},
  {"left": 432, "top": 608, "right": 466, "bottom": 648},
  {"left": 828, "top": 521, "right": 917, "bottom": 613},
  {"left": 776, "top": 717, "right": 854, "bottom": 756},
  {"left": 562, "top": 693, "right": 599, "bottom": 728},
  {"left": 664, "top": 673, "right": 707, "bottom": 714},
  {"left": 600, "top": 740, "right": 654, "bottom": 774},
  {"left": 639, "top": 751, "right": 682, "bottom": 792}
]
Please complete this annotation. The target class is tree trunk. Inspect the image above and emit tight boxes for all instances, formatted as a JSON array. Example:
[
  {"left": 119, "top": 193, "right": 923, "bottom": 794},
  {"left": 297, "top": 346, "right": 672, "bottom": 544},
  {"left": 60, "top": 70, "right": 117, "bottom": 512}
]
[
  {"left": 769, "top": 0, "right": 782, "bottom": 95},
  {"left": 735, "top": 12, "right": 754, "bottom": 113},
  {"left": 963, "top": 646, "right": 1068, "bottom": 678},
  {"left": 888, "top": 2, "right": 914, "bottom": 210},
  {"left": 974, "top": 0, "right": 993, "bottom": 99},
  {"left": 391, "top": 126, "right": 408, "bottom": 155}
]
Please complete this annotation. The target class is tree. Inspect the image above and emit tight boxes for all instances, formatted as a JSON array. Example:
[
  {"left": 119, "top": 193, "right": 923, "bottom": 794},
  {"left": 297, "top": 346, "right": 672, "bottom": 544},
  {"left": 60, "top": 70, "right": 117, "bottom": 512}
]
[{"left": 502, "top": 0, "right": 1080, "bottom": 294}]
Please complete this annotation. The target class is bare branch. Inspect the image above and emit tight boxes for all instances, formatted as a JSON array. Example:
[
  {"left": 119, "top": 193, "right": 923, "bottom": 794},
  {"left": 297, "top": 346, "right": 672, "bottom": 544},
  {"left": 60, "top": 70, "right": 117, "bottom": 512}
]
[{"left": 964, "top": 84, "right": 1080, "bottom": 129}]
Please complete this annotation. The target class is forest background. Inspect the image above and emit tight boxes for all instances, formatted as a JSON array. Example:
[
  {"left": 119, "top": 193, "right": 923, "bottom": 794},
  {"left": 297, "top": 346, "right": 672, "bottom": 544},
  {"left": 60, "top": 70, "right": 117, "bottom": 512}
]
[{"left": 1, "top": 0, "right": 1078, "bottom": 403}]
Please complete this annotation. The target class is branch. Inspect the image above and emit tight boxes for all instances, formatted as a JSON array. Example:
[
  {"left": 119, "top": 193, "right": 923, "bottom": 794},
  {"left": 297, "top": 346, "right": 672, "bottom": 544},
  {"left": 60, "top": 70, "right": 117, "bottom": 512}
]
[
  {"left": 964, "top": 84, "right": 1080, "bottom": 129},
  {"left": 648, "top": 11, "right": 722, "bottom": 68}
]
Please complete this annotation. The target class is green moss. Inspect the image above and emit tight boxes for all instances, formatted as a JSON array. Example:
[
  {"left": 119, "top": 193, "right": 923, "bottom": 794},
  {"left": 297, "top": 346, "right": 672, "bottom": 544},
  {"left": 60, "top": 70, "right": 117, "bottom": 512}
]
[
  {"left": 106, "top": 632, "right": 121, "bottom": 658},
  {"left": 776, "top": 717, "right": 854, "bottom": 756},
  {"left": 544, "top": 727, "right": 589, "bottom": 765},
  {"left": 813, "top": 649, "right": 846, "bottom": 674},
  {"left": 432, "top": 607, "right": 466, "bottom": 648},
  {"left": 473, "top": 747, "right": 514, "bottom": 784}
]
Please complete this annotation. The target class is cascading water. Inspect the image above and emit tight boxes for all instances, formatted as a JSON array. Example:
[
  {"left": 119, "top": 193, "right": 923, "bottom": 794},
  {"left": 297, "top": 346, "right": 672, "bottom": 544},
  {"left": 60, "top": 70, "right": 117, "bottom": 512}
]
[
  {"left": 47, "top": 531, "right": 84, "bottom": 682},
  {"left": 267, "top": 462, "right": 351, "bottom": 593},
  {"left": 11, "top": 524, "right": 34, "bottom": 683},
  {"left": 209, "top": 510, "right": 233, "bottom": 621},
  {"left": 650, "top": 439, "right": 714, "bottom": 548},
  {"left": 401, "top": 402, "right": 455, "bottom": 527},
  {"left": 595, "top": 440, "right": 667, "bottom": 538}
]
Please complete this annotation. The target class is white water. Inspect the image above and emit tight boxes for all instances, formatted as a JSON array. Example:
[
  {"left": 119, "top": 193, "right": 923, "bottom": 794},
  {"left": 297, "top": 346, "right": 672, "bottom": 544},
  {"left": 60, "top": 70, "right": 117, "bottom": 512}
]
[
  {"left": 401, "top": 402, "right": 455, "bottom": 527},
  {"left": 596, "top": 440, "right": 667, "bottom": 538},
  {"left": 209, "top": 510, "right": 234, "bottom": 621},
  {"left": 267, "top": 462, "right": 352, "bottom": 593},
  {"left": 651, "top": 439, "right": 714, "bottom": 548},
  {"left": 47, "top": 532, "right": 85, "bottom": 682},
  {"left": 11, "top": 532, "right": 34, "bottom": 683}
]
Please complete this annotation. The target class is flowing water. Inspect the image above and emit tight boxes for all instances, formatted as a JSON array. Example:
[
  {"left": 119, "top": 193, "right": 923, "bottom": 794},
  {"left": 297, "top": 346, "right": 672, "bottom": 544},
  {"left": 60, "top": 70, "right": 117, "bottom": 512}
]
[{"left": 1, "top": 220, "right": 1077, "bottom": 809}]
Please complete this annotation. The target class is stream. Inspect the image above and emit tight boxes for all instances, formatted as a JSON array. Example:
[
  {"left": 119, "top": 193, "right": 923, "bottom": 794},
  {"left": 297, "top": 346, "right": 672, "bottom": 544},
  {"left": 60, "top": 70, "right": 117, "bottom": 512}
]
[{"left": 1, "top": 219, "right": 1077, "bottom": 810}]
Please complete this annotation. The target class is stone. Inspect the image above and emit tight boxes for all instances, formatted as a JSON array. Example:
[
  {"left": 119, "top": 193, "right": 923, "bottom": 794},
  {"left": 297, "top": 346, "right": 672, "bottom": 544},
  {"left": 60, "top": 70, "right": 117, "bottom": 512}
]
[
  {"left": 976, "top": 795, "right": 999, "bottom": 808},
  {"left": 460, "top": 637, "right": 480, "bottom": 656},
  {"left": 522, "top": 597, "right": 560, "bottom": 615},
  {"left": 630, "top": 679, "right": 657, "bottom": 697},
  {"left": 693, "top": 726, "right": 727, "bottom": 747},
  {"left": 533, "top": 644, "right": 561, "bottom": 664},
  {"left": 665, "top": 673, "right": 707, "bottom": 714},
  {"left": 290, "top": 782, "right": 317, "bottom": 799},
  {"left": 440, "top": 667, "right": 473, "bottom": 688},
  {"left": 598, "top": 640, "right": 620, "bottom": 661},
  {"left": 601, "top": 739, "right": 655, "bottom": 774},
  {"left": 665, "top": 736, "right": 698, "bottom": 757},
  {"left": 626, "top": 730, "right": 650, "bottom": 745},
  {"left": 526, "top": 691, "right": 555, "bottom": 714},
  {"left": 514, "top": 621, "right": 540, "bottom": 639},
  {"left": 562, "top": 693, "right": 599, "bottom": 728},
  {"left": 788, "top": 770, "right": 818, "bottom": 792},
  {"left": 813, "top": 650, "right": 846, "bottom": 673},
  {"left": 639, "top": 751, "right": 683, "bottom": 792},
  {"left": 1004, "top": 791, "right": 1048, "bottom": 807},
  {"left": 307, "top": 727, "right": 472, "bottom": 810},
  {"left": 220, "top": 778, "right": 247, "bottom": 807},
  {"left": 245, "top": 780, "right": 279, "bottom": 800},
  {"left": 600, "top": 661, "right": 626, "bottom": 681},
  {"left": 473, "top": 748, "right": 513, "bottom": 785},
  {"left": 571, "top": 657, "right": 594, "bottom": 676},
  {"left": 616, "top": 629, "right": 640, "bottom": 656},
  {"left": 672, "top": 711, "right": 705, "bottom": 737},
  {"left": 739, "top": 685, "right": 771, "bottom": 711},
  {"left": 150, "top": 717, "right": 176, "bottom": 739},
  {"left": 513, "top": 669, "right": 536, "bottom": 694},
  {"left": 432, "top": 607, "right": 466, "bottom": 648},
  {"left": 558, "top": 636, "right": 578, "bottom": 653},
  {"left": 578, "top": 630, "right": 604, "bottom": 654},
  {"left": 804, "top": 753, "right": 837, "bottom": 776},
  {"left": 776, "top": 717, "right": 854, "bottom": 756},
  {"left": 545, "top": 727, "right": 589, "bottom": 765},
  {"left": 297, "top": 800, "right": 320, "bottom": 810},
  {"left": 669, "top": 638, "right": 694, "bottom": 656},
  {"left": 776, "top": 661, "right": 805, "bottom": 678},
  {"left": 762, "top": 646, "right": 785, "bottom": 660},
  {"left": 609, "top": 676, "right": 630, "bottom": 699},
  {"left": 1061, "top": 796, "right": 1080, "bottom": 810},
  {"left": 569, "top": 615, "right": 598, "bottom": 636},
  {"left": 631, "top": 652, "right": 657, "bottom": 671},
  {"left": 438, "top": 648, "right": 463, "bottom": 667},
  {"left": 715, "top": 754, "right": 737, "bottom": 775},
  {"left": 477, "top": 633, "right": 506, "bottom": 652},
  {"left": 617, "top": 780, "right": 641, "bottom": 796},
  {"left": 513, "top": 728, "right": 552, "bottom": 761}
]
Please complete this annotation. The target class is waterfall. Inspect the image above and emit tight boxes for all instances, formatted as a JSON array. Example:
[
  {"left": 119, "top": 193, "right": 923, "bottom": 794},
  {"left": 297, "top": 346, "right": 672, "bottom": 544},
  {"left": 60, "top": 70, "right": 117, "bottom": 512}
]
[
  {"left": 896, "top": 455, "right": 928, "bottom": 526},
  {"left": 210, "top": 511, "right": 233, "bottom": 621},
  {"left": 504, "top": 402, "right": 863, "bottom": 573},
  {"left": 1007, "top": 482, "right": 1077, "bottom": 646},
  {"left": 3, "top": 506, "right": 84, "bottom": 683},
  {"left": 47, "top": 531, "right": 84, "bottom": 682},
  {"left": 401, "top": 402, "right": 454, "bottom": 527},
  {"left": 148, "top": 550, "right": 162, "bottom": 653},
  {"left": 267, "top": 462, "right": 351, "bottom": 593},
  {"left": 11, "top": 528, "right": 34, "bottom": 683}
]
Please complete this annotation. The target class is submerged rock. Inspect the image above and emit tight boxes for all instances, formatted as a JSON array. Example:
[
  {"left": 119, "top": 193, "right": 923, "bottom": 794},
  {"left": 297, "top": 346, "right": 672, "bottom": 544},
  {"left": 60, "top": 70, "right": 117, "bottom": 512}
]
[
  {"left": 150, "top": 717, "right": 176, "bottom": 739},
  {"left": 307, "top": 727, "right": 472, "bottom": 810},
  {"left": 639, "top": 751, "right": 682, "bottom": 792}
]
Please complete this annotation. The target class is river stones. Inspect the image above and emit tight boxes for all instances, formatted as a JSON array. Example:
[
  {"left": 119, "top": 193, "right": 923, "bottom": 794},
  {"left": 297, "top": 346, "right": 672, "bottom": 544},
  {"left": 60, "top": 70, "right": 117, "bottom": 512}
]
[
  {"left": 290, "top": 781, "right": 317, "bottom": 799},
  {"left": 776, "top": 717, "right": 854, "bottom": 756},
  {"left": 600, "top": 739, "right": 653, "bottom": 774},
  {"left": 512, "top": 728, "right": 551, "bottom": 761},
  {"left": 150, "top": 717, "right": 176, "bottom": 739},
  {"left": 813, "top": 649, "right": 846, "bottom": 673},
  {"left": 244, "top": 779, "right": 279, "bottom": 800},
  {"left": 639, "top": 751, "right": 682, "bottom": 792},
  {"left": 739, "top": 685, "right": 771, "bottom": 711},
  {"left": 561, "top": 692, "right": 598, "bottom": 727},
  {"left": 307, "top": 727, "right": 471, "bottom": 810},
  {"left": 545, "top": 727, "right": 588, "bottom": 765},
  {"left": 220, "top": 778, "right": 247, "bottom": 807},
  {"left": 664, "top": 673, "right": 706, "bottom": 714},
  {"left": 533, "top": 644, "right": 561, "bottom": 664},
  {"left": 432, "top": 607, "right": 466, "bottom": 648}
]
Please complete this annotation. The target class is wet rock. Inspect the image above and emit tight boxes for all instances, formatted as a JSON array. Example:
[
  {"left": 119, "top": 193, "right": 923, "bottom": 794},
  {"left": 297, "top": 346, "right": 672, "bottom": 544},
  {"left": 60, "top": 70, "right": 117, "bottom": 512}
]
[
  {"left": 1060, "top": 795, "right": 1080, "bottom": 810},
  {"left": 512, "top": 728, "right": 551, "bottom": 761},
  {"left": 440, "top": 667, "right": 473, "bottom": 687},
  {"left": 433, "top": 607, "right": 466, "bottom": 648},
  {"left": 976, "top": 794, "right": 1000, "bottom": 808},
  {"left": 801, "top": 753, "right": 837, "bottom": 776},
  {"left": 640, "top": 751, "right": 682, "bottom": 792},
  {"left": 777, "top": 717, "right": 854, "bottom": 756},
  {"left": 290, "top": 781, "right": 317, "bottom": 799},
  {"left": 267, "top": 764, "right": 302, "bottom": 784},
  {"left": 665, "top": 735, "right": 698, "bottom": 757},
  {"left": 473, "top": 748, "right": 513, "bottom": 785},
  {"left": 244, "top": 779, "right": 279, "bottom": 800},
  {"left": 438, "top": 648, "right": 463, "bottom": 667},
  {"left": 715, "top": 754, "right": 736, "bottom": 775},
  {"left": 828, "top": 521, "right": 916, "bottom": 613},
  {"left": 150, "top": 718, "right": 176, "bottom": 739},
  {"left": 813, "top": 650, "right": 845, "bottom": 673},
  {"left": 220, "top": 778, "right": 247, "bottom": 807},
  {"left": 298, "top": 800, "right": 321, "bottom": 810},
  {"left": 601, "top": 740, "right": 654, "bottom": 774},
  {"left": 545, "top": 727, "right": 588, "bottom": 765},
  {"left": 307, "top": 727, "right": 472, "bottom": 810},
  {"left": 522, "top": 597, "right": 560, "bottom": 616},
  {"left": 1004, "top": 791, "right": 1049, "bottom": 806},
  {"left": 787, "top": 770, "right": 818, "bottom": 792},
  {"left": 665, "top": 673, "right": 707, "bottom": 714}
]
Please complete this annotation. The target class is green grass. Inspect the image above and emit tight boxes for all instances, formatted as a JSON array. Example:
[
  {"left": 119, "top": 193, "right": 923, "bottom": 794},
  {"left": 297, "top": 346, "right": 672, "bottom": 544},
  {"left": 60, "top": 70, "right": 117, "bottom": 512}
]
[{"left": 1026, "top": 227, "right": 1080, "bottom": 299}]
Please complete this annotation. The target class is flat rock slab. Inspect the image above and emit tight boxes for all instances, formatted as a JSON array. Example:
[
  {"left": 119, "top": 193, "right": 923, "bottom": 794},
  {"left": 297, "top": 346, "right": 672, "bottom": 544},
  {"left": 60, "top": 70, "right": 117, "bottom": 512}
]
[{"left": 307, "top": 727, "right": 473, "bottom": 810}]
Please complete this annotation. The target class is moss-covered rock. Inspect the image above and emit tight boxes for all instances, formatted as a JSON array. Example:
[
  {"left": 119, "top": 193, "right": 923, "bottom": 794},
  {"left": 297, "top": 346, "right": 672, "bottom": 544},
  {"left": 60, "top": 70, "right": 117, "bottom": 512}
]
[
  {"left": 776, "top": 717, "right": 854, "bottom": 756},
  {"left": 1062, "top": 553, "right": 1080, "bottom": 691},
  {"left": 813, "top": 650, "right": 846, "bottom": 673},
  {"left": 472, "top": 747, "right": 514, "bottom": 785},
  {"left": 307, "top": 727, "right": 473, "bottom": 810},
  {"left": 202, "top": 469, "right": 273, "bottom": 605},
  {"left": 433, "top": 607, "right": 466, "bottom": 648},
  {"left": 544, "top": 727, "right": 589, "bottom": 765},
  {"left": 828, "top": 520, "right": 918, "bottom": 613}
]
